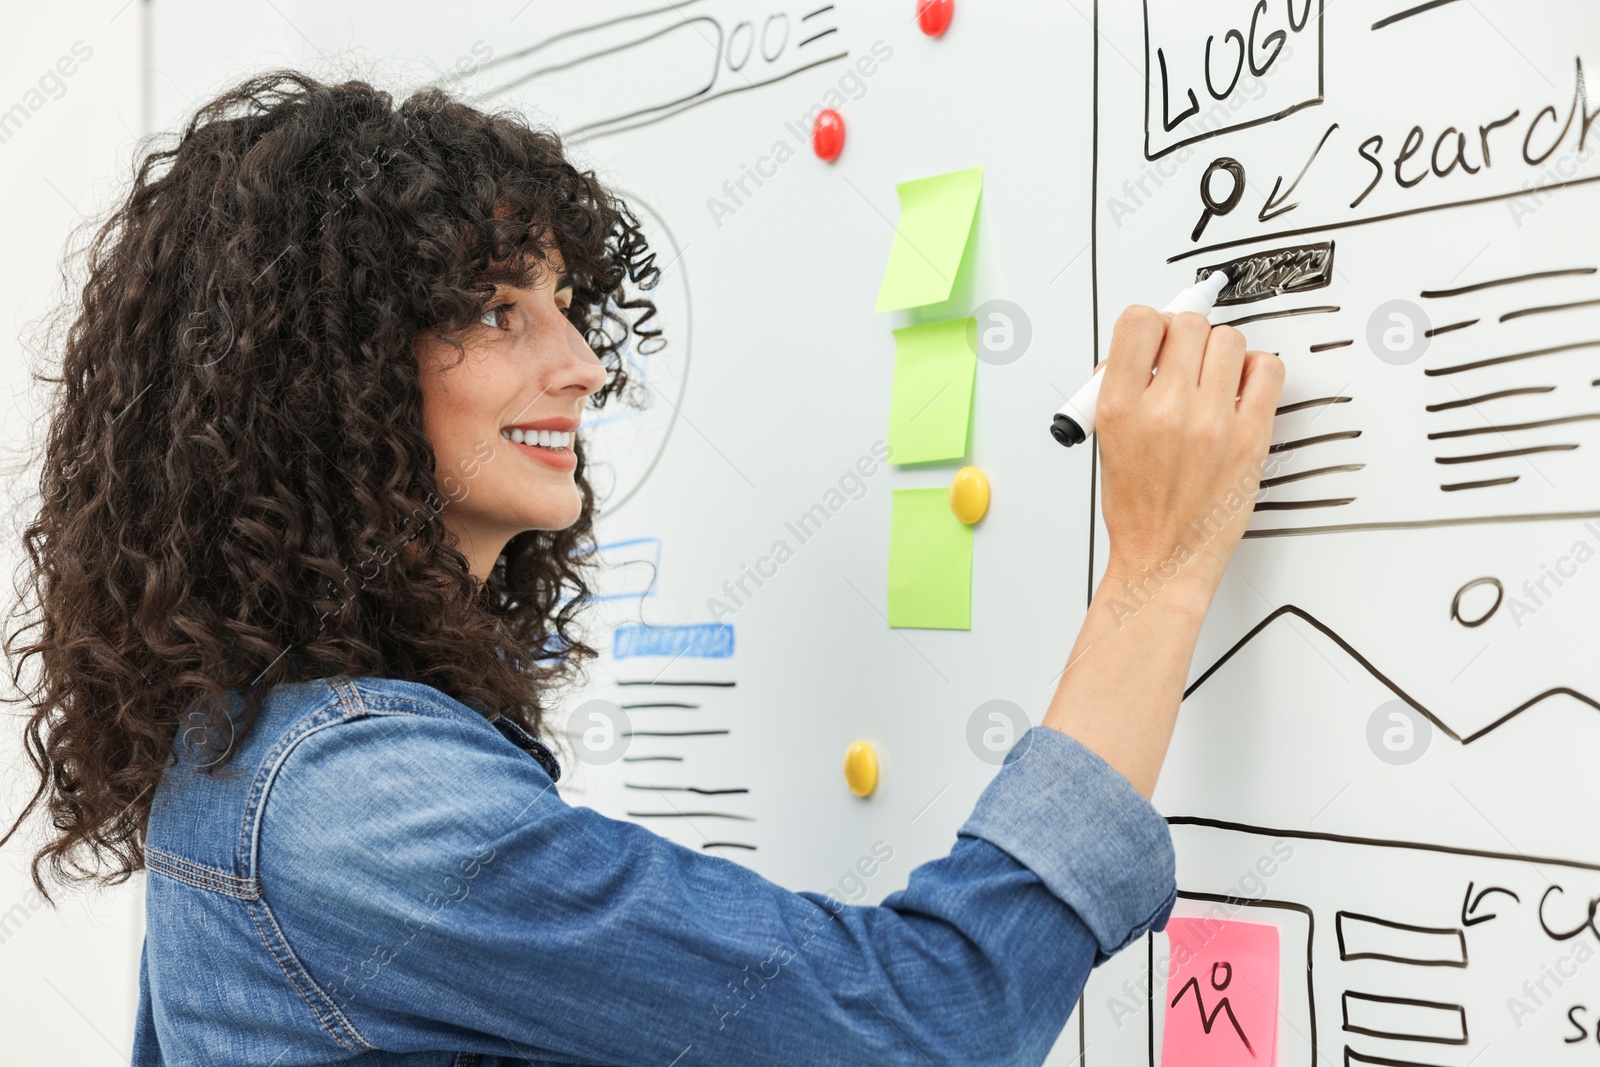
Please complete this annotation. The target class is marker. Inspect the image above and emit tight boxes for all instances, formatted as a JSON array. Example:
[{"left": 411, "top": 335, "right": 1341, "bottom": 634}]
[{"left": 1049, "top": 270, "right": 1231, "bottom": 447}]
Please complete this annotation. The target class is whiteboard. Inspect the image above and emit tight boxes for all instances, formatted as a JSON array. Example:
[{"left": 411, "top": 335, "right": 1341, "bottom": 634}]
[{"left": 146, "top": 2, "right": 1600, "bottom": 1064}]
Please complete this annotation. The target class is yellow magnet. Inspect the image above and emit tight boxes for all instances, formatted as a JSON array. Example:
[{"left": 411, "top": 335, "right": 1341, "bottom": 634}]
[
  {"left": 949, "top": 466, "right": 989, "bottom": 524},
  {"left": 843, "top": 740, "right": 879, "bottom": 798}
]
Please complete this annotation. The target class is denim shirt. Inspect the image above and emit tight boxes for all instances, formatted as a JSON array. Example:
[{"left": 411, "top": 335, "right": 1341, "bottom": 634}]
[{"left": 131, "top": 675, "right": 1175, "bottom": 1066}]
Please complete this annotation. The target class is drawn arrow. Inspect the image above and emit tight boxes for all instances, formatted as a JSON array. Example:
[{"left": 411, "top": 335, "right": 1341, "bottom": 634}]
[
  {"left": 1462, "top": 881, "right": 1521, "bottom": 927},
  {"left": 1259, "top": 123, "right": 1340, "bottom": 222}
]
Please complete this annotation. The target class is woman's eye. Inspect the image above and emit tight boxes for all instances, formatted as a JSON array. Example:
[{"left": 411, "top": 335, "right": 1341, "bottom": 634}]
[{"left": 477, "top": 303, "right": 510, "bottom": 330}]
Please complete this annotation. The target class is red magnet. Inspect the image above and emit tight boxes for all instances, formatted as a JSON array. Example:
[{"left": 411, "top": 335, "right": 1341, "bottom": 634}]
[
  {"left": 917, "top": 0, "right": 953, "bottom": 37},
  {"left": 812, "top": 108, "right": 845, "bottom": 162}
]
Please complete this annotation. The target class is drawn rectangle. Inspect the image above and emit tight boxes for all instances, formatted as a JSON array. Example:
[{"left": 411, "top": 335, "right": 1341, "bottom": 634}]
[
  {"left": 613, "top": 622, "right": 734, "bottom": 659},
  {"left": 1336, "top": 911, "right": 1467, "bottom": 967},
  {"left": 1142, "top": 0, "right": 1325, "bottom": 160},
  {"left": 1200, "top": 242, "right": 1336, "bottom": 306},
  {"left": 1342, "top": 991, "right": 1467, "bottom": 1044}
]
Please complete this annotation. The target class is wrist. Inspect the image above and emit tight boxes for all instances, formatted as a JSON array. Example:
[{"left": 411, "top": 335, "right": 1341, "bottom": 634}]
[{"left": 1099, "top": 552, "right": 1218, "bottom": 624}]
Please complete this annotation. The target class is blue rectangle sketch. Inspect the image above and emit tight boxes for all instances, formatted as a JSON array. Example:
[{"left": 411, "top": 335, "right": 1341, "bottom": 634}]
[{"left": 613, "top": 622, "right": 734, "bottom": 659}]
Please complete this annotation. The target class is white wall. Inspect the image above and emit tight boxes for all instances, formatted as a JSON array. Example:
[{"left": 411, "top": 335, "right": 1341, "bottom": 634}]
[{"left": 0, "top": 1, "right": 147, "bottom": 1059}]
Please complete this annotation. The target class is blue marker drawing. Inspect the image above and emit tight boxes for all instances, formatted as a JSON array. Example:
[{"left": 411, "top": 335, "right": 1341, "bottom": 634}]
[{"left": 614, "top": 623, "right": 734, "bottom": 659}]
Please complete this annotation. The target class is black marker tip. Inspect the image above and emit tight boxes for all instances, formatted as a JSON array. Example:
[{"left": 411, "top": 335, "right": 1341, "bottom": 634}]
[{"left": 1051, "top": 414, "right": 1086, "bottom": 447}]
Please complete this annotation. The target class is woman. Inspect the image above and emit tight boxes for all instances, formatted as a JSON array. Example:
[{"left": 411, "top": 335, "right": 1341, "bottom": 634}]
[{"left": 2, "top": 71, "right": 1282, "bottom": 1065}]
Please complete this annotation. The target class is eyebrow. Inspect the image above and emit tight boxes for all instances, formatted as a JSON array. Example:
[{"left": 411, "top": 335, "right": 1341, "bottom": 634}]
[{"left": 488, "top": 271, "right": 575, "bottom": 298}]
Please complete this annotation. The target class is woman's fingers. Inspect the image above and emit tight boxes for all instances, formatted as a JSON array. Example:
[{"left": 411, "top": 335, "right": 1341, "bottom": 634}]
[
  {"left": 1150, "top": 311, "right": 1212, "bottom": 395},
  {"left": 1237, "top": 350, "right": 1287, "bottom": 438},
  {"left": 1100, "top": 304, "right": 1167, "bottom": 410},
  {"left": 1198, "top": 325, "right": 1248, "bottom": 408}
]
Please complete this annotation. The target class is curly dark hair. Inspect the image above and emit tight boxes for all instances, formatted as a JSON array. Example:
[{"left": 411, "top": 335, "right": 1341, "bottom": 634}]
[{"left": 0, "top": 69, "right": 661, "bottom": 903}]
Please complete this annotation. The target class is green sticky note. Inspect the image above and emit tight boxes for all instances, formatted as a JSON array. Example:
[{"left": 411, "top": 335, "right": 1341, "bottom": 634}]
[
  {"left": 888, "top": 317, "right": 977, "bottom": 465},
  {"left": 873, "top": 166, "right": 983, "bottom": 313},
  {"left": 888, "top": 488, "right": 973, "bottom": 630}
]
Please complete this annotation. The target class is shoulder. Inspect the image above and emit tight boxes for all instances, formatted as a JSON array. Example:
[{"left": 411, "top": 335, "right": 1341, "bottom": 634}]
[
  {"left": 260, "top": 675, "right": 534, "bottom": 793},
  {"left": 249, "top": 676, "right": 556, "bottom": 864}
]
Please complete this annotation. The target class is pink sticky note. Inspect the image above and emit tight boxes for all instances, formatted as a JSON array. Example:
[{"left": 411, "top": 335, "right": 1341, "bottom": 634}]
[{"left": 1160, "top": 918, "right": 1279, "bottom": 1066}]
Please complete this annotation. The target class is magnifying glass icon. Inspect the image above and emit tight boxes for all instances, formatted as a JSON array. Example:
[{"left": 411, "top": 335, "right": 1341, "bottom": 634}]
[{"left": 1192, "top": 156, "right": 1245, "bottom": 242}]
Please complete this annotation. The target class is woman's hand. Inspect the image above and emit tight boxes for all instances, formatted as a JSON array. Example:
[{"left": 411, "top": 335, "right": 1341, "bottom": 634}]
[
  {"left": 1095, "top": 306, "right": 1283, "bottom": 606},
  {"left": 1040, "top": 305, "right": 1284, "bottom": 798}
]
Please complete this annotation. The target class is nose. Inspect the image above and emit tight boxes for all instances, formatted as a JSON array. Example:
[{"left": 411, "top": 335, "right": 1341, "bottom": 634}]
[{"left": 559, "top": 317, "right": 610, "bottom": 399}]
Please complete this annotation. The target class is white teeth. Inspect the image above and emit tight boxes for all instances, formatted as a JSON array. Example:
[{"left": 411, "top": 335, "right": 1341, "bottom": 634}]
[{"left": 503, "top": 428, "right": 573, "bottom": 449}]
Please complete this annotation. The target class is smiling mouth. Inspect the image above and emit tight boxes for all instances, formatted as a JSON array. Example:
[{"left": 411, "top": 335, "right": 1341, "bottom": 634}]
[{"left": 501, "top": 427, "right": 573, "bottom": 451}]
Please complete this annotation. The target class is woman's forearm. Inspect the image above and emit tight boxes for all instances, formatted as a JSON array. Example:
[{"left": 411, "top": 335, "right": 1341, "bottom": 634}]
[
  {"left": 1040, "top": 305, "right": 1285, "bottom": 800},
  {"left": 1042, "top": 557, "right": 1214, "bottom": 799}
]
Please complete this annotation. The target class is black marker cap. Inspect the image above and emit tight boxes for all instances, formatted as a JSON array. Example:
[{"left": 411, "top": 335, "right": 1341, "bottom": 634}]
[{"left": 1051, "top": 414, "right": 1086, "bottom": 447}]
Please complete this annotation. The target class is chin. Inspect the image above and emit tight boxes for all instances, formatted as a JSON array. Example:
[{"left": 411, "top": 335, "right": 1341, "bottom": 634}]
[{"left": 524, "top": 495, "right": 584, "bottom": 533}]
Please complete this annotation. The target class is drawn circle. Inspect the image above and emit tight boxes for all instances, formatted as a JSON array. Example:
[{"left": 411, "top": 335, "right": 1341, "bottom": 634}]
[
  {"left": 1366, "top": 299, "right": 1432, "bottom": 366},
  {"left": 1450, "top": 576, "right": 1503, "bottom": 628},
  {"left": 725, "top": 21, "right": 754, "bottom": 71},
  {"left": 1203, "top": 159, "right": 1244, "bottom": 213},
  {"left": 1365, "top": 699, "right": 1432, "bottom": 766},
  {"left": 761, "top": 14, "right": 789, "bottom": 62},
  {"left": 1210, "top": 961, "right": 1232, "bottom": 990},
  {"left": 1192, "top": 157, "right": 1245, "bottom": 242},
  {"left": 966, "top": 699, "right": 1032, "bottom": 765},
  {"left": 967, "top": 300, "right": 1033, "bottom": 366},
  {"left": 566, "top": 699, "right": 631, "bottom": 765},
  {"left": 582, "top": 191, "right": 690, "bottom": 518}
]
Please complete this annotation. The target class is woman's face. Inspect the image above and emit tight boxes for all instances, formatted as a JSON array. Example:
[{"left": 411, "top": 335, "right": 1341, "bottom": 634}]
[{"left": 414, "top": 245, "right": 607, "bottom": 580}]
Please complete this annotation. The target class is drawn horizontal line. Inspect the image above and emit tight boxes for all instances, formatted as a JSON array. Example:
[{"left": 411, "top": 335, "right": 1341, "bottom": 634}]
[
  {"left": 701, "top": 841, "right": 757, "bottom": 850},
  {"left": 1501, "top": 297, "right": 1600, "bottom": 323},
  {"left": 1219, "top": 305, "right": 1340, "bottom": 328},
  {"left": 1372, "top": 0, "right": 1464, "bottom": 31},
  {"left": 1342, "top": 990, "right": 1468, "bottom": 1046},
  {"left": 615, "top": 680, "right": 736, "bottom": 687},
  {"left": 1424, "top": 318, "right": 1477, "bottom": 337},
  {"left": 1269, "top": 430, "right": 1362, "bottom": 452},
  {"left": 1244, "top": 508, "right": 1600, "bottom": 537},
  {"left": 1420, "top": 267, "right": 1597, "bottom": 298},
  {"left": 624, "top": 784, "right": 750, "bottom": 795},
  {"left": 1427, "top": 412, "right": 1600, "bottom": 440},
  {"left": 619, "top": 702, "right": 701, "bottom": 709},
  {"left": 625, "top": 811, "right": 756, "bottom": 820},
  {"left": 1255, "top": 497, "right": 1355, "bottom": 510},
  {"left": 1424, "top": 339, "right": 1600, "bottom": 375},
  {"left": 622, "top": 729, "right": 731, "bottom": 737},
  {"left": 1442, "top": 475, "right": 1520, "bottom": 491},
  {"left": 802, "top": 4, "right": 834, "bottom": 20},
  {"left": 1338, "top": 911, "right": 1468, "bottom": 968},
  {"left": 1435, "top": 443, "right": 1578, "bottom": 463},
  {"left": 621, "top": 755, "right": 683, "bottom": 762},
  {"left": 798, "top": 27, "right": 838, "bottom": 47},
  {"left": 1425, "top": 386, "right": 1555, "bottom": 411},
  {"left": 1260, "top": 464, "right": 1365, "bottom": 487},
  {"left": 1170, "top": 815, "right": 1600, "bottom": 872},
  {"left": 1276, "top": 395, "right": 1352, "bottom": 415},
  {"left": 1309, "top": 340, "right": 1353, "bottom": 352}
]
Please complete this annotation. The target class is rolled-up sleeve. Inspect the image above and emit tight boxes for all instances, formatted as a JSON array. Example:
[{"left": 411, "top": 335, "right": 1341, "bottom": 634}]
[
  {"left": 258, "top": 706, "right": 1175, "bottom": 1067},
  {"left": 958, "top": 725, "right": 1177, "bottom": 961}
]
